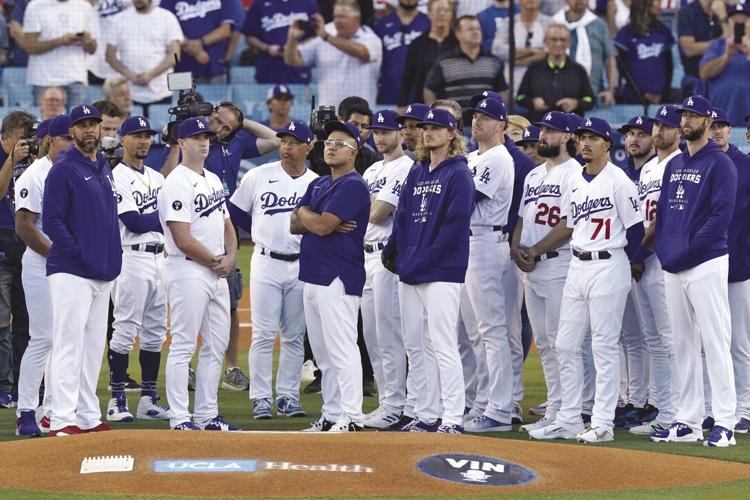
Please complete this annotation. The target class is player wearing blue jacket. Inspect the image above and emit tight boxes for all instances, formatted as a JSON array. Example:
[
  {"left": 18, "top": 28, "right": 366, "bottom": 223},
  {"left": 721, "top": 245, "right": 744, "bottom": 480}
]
[
  {"left": 42, "top": 105, "right": 122, "bottom": 436},
  {"left": 382, "top": 108, "right": 474, "bottom": 434},
  {"left": 650, "top": 96, "right": 738, "bottom": 448}
]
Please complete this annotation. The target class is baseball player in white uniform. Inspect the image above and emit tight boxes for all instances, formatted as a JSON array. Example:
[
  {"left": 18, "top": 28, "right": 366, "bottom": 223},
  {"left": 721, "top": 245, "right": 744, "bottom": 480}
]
[
  {"left": 13, "top": 115, "right": 72, "bottom": 437},
  {"left": 106, "top": 116, "right": 170, "bottom": 423},
  {"left": 529, "top": 117, "right": 644, "bottom": 443},
  {"left": 460, "top": 97, "right": 516, "bottom": 433},
  {"left": 228, "top": 120, "right": 317, "bottom": 420},
  {"left": 512, "top": 111, "right": 579, "bottom": 433},
  {"left": 159, "top": 117, "right": 239, "bottom": 432},
  {"left": 360, "top": 110, "right": 413, "bottom": 429}
]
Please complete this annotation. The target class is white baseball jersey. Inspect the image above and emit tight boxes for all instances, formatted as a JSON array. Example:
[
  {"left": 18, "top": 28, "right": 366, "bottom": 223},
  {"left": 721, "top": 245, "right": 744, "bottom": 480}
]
[
  {"left": 565, "top": 162, "right": 643, "bottom": 252},
  {"left": 113, "top": 162, "right": 165, "bottom": 246},
  {"left": 229, "top": 161, "right": 318, "bottom": 254},
  {"left": 158, "top": 164, "right": 229, "bottom": 257},
  {"left": 362, "top": 155, "right": 413, "bottom": 243},
  {"left": 518, "top": 158, "right": 581, "bottom": 249},
  {"left": 466, "top": 144, "right": 515, "bottom": 228},
  {"left": 15, "top": 155, "right": 53, "bottom": 249},
  {"left": 638, "top": 150, "right": 681, "bottom": 228}
]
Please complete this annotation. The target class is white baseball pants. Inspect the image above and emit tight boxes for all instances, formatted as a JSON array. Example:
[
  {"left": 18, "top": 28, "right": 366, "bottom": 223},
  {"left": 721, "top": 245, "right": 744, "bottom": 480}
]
[
  {"left": 458, "top": 298, "right": 488, "bottom": 416},
  {"left": 729, "top": 280, "right": 750, "bottom": 421},
  {"left": 619, "top": 291, "right": 648, "bottom": 408},
  {"left": 504, "top": 264, "right": 525, "bottom": 404}
]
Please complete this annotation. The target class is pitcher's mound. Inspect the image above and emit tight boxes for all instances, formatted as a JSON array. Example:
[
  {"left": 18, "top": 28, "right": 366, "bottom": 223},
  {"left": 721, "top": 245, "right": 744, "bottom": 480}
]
[{"left": 1, "top": 430, "right": 749, "bottom": 497}]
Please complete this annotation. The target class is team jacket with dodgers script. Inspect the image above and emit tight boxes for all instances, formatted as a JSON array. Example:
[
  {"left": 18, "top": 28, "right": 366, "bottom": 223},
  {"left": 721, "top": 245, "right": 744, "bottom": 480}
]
[
  {"left": 383, "top": 155, "right": 474, "bottom": 285},
  {"left": 654, "top": 140, "right": 736, "bottom": 273},
  {"left": 43, "top": 146, "right": 122, "bottom": 281}
]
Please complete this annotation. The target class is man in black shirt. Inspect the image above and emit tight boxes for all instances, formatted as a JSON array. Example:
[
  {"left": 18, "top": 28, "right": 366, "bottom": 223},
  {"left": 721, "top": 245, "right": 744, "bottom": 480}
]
[{"left": 516, "top": 23, "right": 594, "bottom": 122}]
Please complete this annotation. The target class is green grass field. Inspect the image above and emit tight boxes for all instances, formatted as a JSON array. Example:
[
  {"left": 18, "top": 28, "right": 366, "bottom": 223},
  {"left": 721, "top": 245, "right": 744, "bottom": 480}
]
[{"left": 0, "top": 245, "right": 747, "bottom": 498}]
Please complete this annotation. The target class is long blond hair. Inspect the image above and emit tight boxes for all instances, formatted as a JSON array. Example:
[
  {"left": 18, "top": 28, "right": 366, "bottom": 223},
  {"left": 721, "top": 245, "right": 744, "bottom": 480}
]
[{"left": 416, "top": 127, "right": 467, "bottom": 163}]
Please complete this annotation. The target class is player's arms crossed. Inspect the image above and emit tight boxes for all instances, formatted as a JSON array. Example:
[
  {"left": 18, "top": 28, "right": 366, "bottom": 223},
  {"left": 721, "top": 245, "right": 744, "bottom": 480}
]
[
  {"left": 290, "top": 207, "right": 308, "bottom": 235},
  {"left": 296, "top": 206, "right": 351, "bottom": 236},
  {"left": 15, "top": 209, "right": 51, "bottom": 257},
  {"left": 369, "top": 200, "right": 396, "bottom": 224},
  {"left": 212, "top": 218, "right": 237, "bottom": 278},
  {"left": 167, "top": 221, "right": 222, "bottom": 268}
]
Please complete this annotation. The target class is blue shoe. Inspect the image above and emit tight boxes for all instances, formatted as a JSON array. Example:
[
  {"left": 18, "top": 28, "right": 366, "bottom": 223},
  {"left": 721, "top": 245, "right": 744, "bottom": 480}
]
[
  {"left": 0, "top": 391, "right": 14, "bottom": 408},
  {"left": 650, "top": 422, "right": 702, "bottom": 443},
  {"left": 197, "top": 416, "right": 240, "bottom": 431},
  {"left": 464, "top": 415, "right": 512, "bottom": 433},
  {"left": 172, "top": 421, "right": 199, "bottom": 430},
  {"left": 405, "top": 418, "right": 440, "bottom": 432},
  {"left": 437, "top": 423, "right": 464, "bottom": 434},
  {"left": 704, "top": 425, "right": 736, "bottom": 447},
  {"left": 276, "top": 397, "right": 306, "bottom": 417},
  {"left": 702, "top": 416, "right": 715, "bottom": 431},
  {"left": 582, "top": 413, "right": 592, "bottom": 425},
  {"left": 253, "top": 398, "right": 273, "bottom": 420},
  {"left": 614, "top": 404, "right": 640, "bottom": 428},
  {"left": 734, "top": 417, "right": 750, "bottom": 434},
  {"left": 16, "top": 410, "right": 41, "bottom": 437}
]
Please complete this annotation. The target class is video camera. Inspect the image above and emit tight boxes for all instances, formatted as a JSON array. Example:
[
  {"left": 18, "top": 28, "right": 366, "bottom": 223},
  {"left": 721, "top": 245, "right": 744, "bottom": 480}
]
[
  {"left": 21, "top": 122, "right": 38, "bottom": 159},
  {"left": 100, "top": 136, "right": 123, "bottom": 169},
  {"left": 163, "top": 71, "right": 214, "bottom": 145},
  {"left": 307, "top": 96, "right": 338, "bottom": 175}
]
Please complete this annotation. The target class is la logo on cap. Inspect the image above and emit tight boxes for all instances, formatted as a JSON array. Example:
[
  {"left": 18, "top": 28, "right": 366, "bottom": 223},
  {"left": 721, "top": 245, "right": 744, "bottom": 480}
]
[
  {"left": 524, "top": 129, "right": 530, "bottom": 137},
  {"left": 636, "top": 116, "right": 643, "bottom": 124},
  {"left": 289, "top": 122, "right": 296, "bottom": 130},
  {"left": 138, "top": 118, "right": 147, "bottom": 127},
  {"left": 711, "top": 111, "right": 717, "bottom": 118},
  {"left": 482, "top": 91, "right": 489, "bottom": 96},
  {"left": 660, "top": 107, "right": 668, "bottom": 116},
  {"left": 687, "top": 97, "right": 694, "bottom": 106},
  {"left": 197, "top": 120, "right": 205, "bottom": 129},
  {"left": 479, "top": 100, "right": 488, "bottom": 108},
  {"left": 545, "top": 113, "right": 552, "bottom": 121},
  {"left": 280, "top": 85, "right": 288, "bottom": 93},
  {"left": 585, "top": 118, "right": 592, "bottom": 126},
  {"left": 427, "top": 111, "right": 434, "bottom": 119},
  {"left": 406, "top": 105, "right": 412, "bottom": 113},
  {"left": 377, "top": 113, "right": 384, "bottom": 123},
  {"left": 82, "top": 106, "right": 90, "bottom": 115}
]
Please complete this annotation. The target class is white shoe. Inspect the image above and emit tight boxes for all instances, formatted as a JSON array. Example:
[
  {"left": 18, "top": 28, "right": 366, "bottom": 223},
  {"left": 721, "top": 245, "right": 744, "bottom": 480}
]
[
  {"left": 363, "top": 406, "right": 387, "bottom": 421},
  {"left": 629, "top": 421, "right": 669, "bottom": 436},
  {"left": 528, "top": 423, "right": 577, "bottom": 441},
  {"left": 512, "top": 402, "right": 524, "bottom": 424},
  {"left": 300, "top": 360, "right": 317, "bottom": 383},
  {"left": 328, "top": 419, "right": 364, "bottom": 432},
  {"left": 106, "top": 397, "right": 133, "bottom": 422},
  {"left": 520, "top": 415, "right": 555, "bottom": 433},
  {"left": 577, "top": 426, "right": 614, "bottom": 443},
  {"left": 364, "top": 411, "right": 402, "bottom": 429},
  {"left": 650, "top": 422, "right": 703, "bottom": 443},
  {"left": 302, "top": 416, "right": 334, "bottom": 432},
  {"left": 136, "top": 395, "right": 170, "bottom": 420}
]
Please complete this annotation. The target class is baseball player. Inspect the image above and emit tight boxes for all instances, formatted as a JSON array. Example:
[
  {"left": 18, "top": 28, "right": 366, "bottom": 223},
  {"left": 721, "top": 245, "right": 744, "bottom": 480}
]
[
  {"left": 13, "top": 115, "right": 71, "bottom": 437},
  {"left": 628, "top": 105, "right": 682, "bottom": 436},
  {"left": 515, "top": 125, "right": 543, "bottom": 165},
  {"left": 460, "top": 97, "right": 516, "bottom": 433},
  {"left": 106, "top": 115, "right": 170, "bottom": 423},
  {"left": 382, "top": 108, "right": 475, "bottom": 434},
  {"left": 291, "top": 121, "right": 370, "bottom": 433},
  {"left": 512, "top": 111, "right": 580, "bottom": 433},
  {"left": 649, "top": 96, "right": 737, "bottom": 447},
  {"left": 396, "top": 103, "right": 430, "bottom": 157},
  {"left": 704, "top": 108, "right": 750, "bottom": 434},
  {"left": 228, "top": 120, "right": 317, "bottom": 420},
  {"left": 42, "top": 105, "right": 122, "bottom": 436},
  {"left": 360, "top": 110, "right": 413, "bottom": 429},
  {"left": 529, "top": 117, "right": 644, "bottom": 443},
  {"left": 159, "top": 117, "right": 239, "bottom": 432}
]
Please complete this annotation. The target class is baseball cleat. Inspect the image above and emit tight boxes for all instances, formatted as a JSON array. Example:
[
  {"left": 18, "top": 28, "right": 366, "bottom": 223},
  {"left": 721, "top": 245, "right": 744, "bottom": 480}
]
[
  {"left": 405, "top": 418, "right": 441, "bottom": 432},
  {"left": 626, "top": 404, "right": 658, "bottom": 428},
  {"left": 106, "top": 397, "right": 134, "bottom": 422},
  {"left": 302, "top": 416, "right": 335, "bottom": 432},
  {"left": 614, "top": 404, "right": 638, "bottom": 427},
  {"left": 39, "top": 415, "right": 50, "bottom": 433},
  {"left": 83, "top": 422, "right": 112, "bottom": 433},
  {"left": 528, "top": 424, "right": 578, "bottom": 441},
  {"left": 528, "top": 401, "right": 548, "bottom": 416},
  {"left": 252, "top": 398, "right": 273, "bottom": 419},
  {"left": 363, "top": 411, "right": 402, "bottom": 429},
  {"left": 222, "top": 367, "right": 250, "bottom": 391},
  {"left": 629, "top": 421, "right": 670, "bottom": 436},
  {"left": 0, "top": 390, "right": 15, "bottom": 408},
  {"left": 520, "top": 415, "right": 555, "bottom": 433},
  {"left": 734, "top": 417, "right": 750, "bottom": 434},
  {"left": 704, "top": 426, "right": 736, "bottom": 447},
  {"left": 387, "top": 414, "right": 414, "bottom": 431},
  {"left": 650, "top": 422, "right": 703, "bottom": 443},
  {"left": 437, "top": 424, "right": 464, "bottom": 434},
  {"left": 276, "top": 397, "right": 306, "bottom": 417},
  {"left": 136, "top": 395, "right": 170, "bottom": 420},
  {"left": 464, "top": 415, "right": 512, "bottom": 433},
  {"left": 512, "top": 402, "right": 524, "bottom": 425},
  {"left": 16, "top": 410, "right": 42, "bottom": 437},
  {"left": 328, "top": 420, "right": 364, "bottom": 432},
  {"left": 51, "top": 425, "right": 83, "bottom": 437},
  {"left": 702, "top": 416, "right": 715, "bottom": 431},
  {"left": 300, "top": 360, "right": 317, "bottom": 383},
  {"left": 197, "top": 416, "right": 240, "bottom": 431},
  {"left": 577, "top": 426, "right": 614, "bottom": 443},
  {"left": 172, "top": 421, "right": 200, "bottom": 431}
]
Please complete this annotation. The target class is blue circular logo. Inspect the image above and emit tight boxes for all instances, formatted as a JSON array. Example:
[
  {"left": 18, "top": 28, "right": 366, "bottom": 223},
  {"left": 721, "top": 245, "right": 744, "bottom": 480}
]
[{"left": 417, "top": 454, "right": 536, "bottom": 487}]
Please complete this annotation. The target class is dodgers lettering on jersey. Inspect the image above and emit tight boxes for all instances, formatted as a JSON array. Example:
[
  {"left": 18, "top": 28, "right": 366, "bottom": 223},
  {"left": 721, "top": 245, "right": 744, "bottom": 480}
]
[
  {"left": 114, "top": 163, "right": 165, "bottom": 246},
  {"left": 362, "top": 155, "right": 413, "bottom": 243},
  {"left": 638, "top": 150, "right": 681, "bottom": 228},
  {"left": 229, "top": 161, "right": 317, "bottom": 254},
  {"left": 467, "top": 144, "right": 514, "bottom": 229},
  {"left": 565, "top": 163, "right": 643, "bottom": 252},
  {"left": 14, "top": 156, "right": 54, "bottom": 257}
]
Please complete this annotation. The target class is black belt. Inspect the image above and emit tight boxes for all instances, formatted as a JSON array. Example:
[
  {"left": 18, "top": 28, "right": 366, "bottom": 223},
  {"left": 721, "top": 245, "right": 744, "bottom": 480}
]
[
  {"left": 469, "top": 225, "right": 504, "bottom": 236},
  {"left": 534, "top": 251, "right": 559, "bottom": 262},
  {"left": 572, "top": 249, "right": 611, "bottom": 261},
  {"left": 364, "top": 242, "right": 386, "bottom": 253},
  {"left": 130, "top": 243, "right": 164, "bottom": 254},
  {"left": 269, "top": 251, "right": 299, "bottom": 262}
]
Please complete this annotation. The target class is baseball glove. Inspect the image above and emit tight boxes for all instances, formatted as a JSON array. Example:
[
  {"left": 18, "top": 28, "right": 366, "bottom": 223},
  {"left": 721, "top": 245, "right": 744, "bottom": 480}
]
[{"left": 381, "top": 251, "right": 397, "bottom": 274}]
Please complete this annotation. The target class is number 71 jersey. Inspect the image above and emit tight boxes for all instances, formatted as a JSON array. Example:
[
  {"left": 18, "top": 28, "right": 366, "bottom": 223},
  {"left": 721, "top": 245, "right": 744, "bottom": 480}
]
[{"left": 565, "top": 162, "right": 644, "bottom": 251}]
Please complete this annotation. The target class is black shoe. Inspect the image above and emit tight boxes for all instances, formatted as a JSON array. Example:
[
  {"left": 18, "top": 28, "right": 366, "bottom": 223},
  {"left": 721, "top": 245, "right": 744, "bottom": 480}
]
[
  {"left": 363, "top": 378, "right": 377, "bottom": 397},
  {"left": 303, "top": 371, "right": 321, "bottom": 394},
  {"left": 125, "top": 375, "right": 141, "bottom": 392},
  {"left": 386, "top": 414, "right": 414, "bottom": 431}
]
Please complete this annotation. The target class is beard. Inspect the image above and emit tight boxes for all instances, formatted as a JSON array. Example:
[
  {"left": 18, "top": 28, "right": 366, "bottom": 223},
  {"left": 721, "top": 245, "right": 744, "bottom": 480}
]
[
  {"left": 537, "top": 142, "right": 561, "bottom": 158},
  {"left": 682, "top": 123, "right": 706, "bottom": 142},
  {"left": 653, "top": 135, "right": 676, "bottom": 150},
  {"left": 75, "top": 136, "right": 99, "bottom": 154},
  {"left": 399, "top": 0, "right": 419, "bottom": 10}
]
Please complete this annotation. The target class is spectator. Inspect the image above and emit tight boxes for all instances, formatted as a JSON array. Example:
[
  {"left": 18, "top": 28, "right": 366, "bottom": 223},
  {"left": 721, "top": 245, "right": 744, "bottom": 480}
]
[
  {"left": 103, "top": 76, "right": 134, "bottom": 117},
  {"left": 506, "top": 114, "right": 531, "bottom": 142},
  {"left": 105, "top": 0, "right": 182, "bottom": 118},
  {"left": 492, "top": 0, "right": 552, "bottom": 93},
  {"left": 553, "top": 0, "right": 617, "bottom": 106},
  {"left": 160, "top": 0, "right": 234, "bottom": 83},
  {"left": 0, "top": 14, "right": 10, "bottom": 67},
  {"left": 242, "top": 0, "right": 319, "bottom": 84},
  {"left": 8, "top": 0, "right": 29, "bottom": 67},
  {"left": 222, "top": 0, "right": 246, "bottom": 67},
  {"left": 615, "top": 0, "right": 674, "bottom": 104},
  {"left": 516, "top": 23, "right": 595, "bottom": 122},
  {"left": 260, "top": 84, "right": 295, "bottom": 131},
  {"left": 284, "top": 0, "right": 382, "bottom": 109},
  {"left": 338, "top": 96, "right": 380, "bottom": 173},
  {"left": 456, "top": 0, "right": 493, "bottom": 17},
  {"left": 699, "top": 4, "right": 750, "bottom": 126},
  {"left": 92, "top": 100, "right": 124, "bottom": 139},
  {"left": 374, "top": 0, "right": 430, "bottom": 105},
  {"left": 399, "top": 0, "right": 457, "bottom": 107},
  {"left": 22, "top": 0, "right": 99, "bottom": 107},
  {"left": 88, "top": 0, "right": 132, "bottom": 84},
  {"left": 424, "top": 15, "right": 508, "bottom": 116},
  {"left": 37, "top": 86, "right": 67, "bottom": 120},
  {"left": 477, "top": 0, "right": 519, "bottom": 53},
  {"left": 677, "top": 0, "right": 724, "bottom": 98},
  {"left": 319, "top": 0, "right": 376, "bottom": 26}
]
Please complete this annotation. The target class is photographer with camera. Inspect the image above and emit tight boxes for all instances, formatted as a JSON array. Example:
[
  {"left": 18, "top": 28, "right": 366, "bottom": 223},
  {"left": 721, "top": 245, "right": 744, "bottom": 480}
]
[{"left": 0, "top": 111, "right": 39, "bottom": 408}]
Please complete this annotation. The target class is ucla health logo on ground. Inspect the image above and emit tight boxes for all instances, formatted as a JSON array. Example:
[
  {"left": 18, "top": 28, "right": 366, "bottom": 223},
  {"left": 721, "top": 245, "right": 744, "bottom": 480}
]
[
  {"left": 417, "top": 454, "right": 536, "bottom": 486},
  {"left": 152, "top": 459, "right": 374, "bottom": 474}
]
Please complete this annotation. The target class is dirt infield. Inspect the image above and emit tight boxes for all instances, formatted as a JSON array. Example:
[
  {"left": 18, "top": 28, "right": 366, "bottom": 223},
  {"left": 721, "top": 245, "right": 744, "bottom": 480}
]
[{"left": 0, "top": 430, "right": 749, "bottom": 497}]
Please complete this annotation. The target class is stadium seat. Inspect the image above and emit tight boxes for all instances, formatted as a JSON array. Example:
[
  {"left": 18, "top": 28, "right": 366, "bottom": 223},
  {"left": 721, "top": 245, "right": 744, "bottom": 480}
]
[
  {"left": 229, "top": 66, "right": 256, "bottom": 84},
  {"left": 232, "top": 84, "right": 267, "bottom": 116},
  {"left": 6, "top": 83, "right": 34, "bottom": 107},
  {"left": 587, "top": 104, "right": 648, "bottom": 127},
  {"left": 147, "top": 104, "right": 174, "bottom": 134},
  {"left": 87, "top": 85, "right": 104, "bottom": 104},
  {"left": 1, "top": 67, "right": 27, "bottom": 87}
]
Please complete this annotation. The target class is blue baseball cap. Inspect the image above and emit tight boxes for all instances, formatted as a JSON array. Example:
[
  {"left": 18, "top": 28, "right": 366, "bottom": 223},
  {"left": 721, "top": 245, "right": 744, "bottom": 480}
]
[
  {"left": 417, "top": 108, "right": 457, "bottom": 129},
  {"left": 575, "top": 117, "right": 613, "bottom": 141},
  {"left": 396, "top": 103, "right": 430, "bottom": 124},
  {"left": 276, "top": 120, "right": 313, "bottom": 144},
  {"left": 469, "top": 90, "right": 504, "bottom": 108},
  {"left": 36, "top": 119, "right": 52, "bottom": 140},
  {"left": 177, "top": 117, "right": 215, "bottom": 139},
  {"left": 711, "top": 107, "right": 731, "bottom": 126},
  {"left": 368, "top": 110, "right": 402, "bottom": 131},
  {"left": 119, "top": 115, "right": 156, "bottom": 136},
  {"left": 566, "top": 113, "right": 584, "bottom": 131},
  {"left": 534, "top": 111, "right": 572, "bottom": 132},
  {"left": 324, "top": 120, "right": 362, "bottom": 148},
  {"left": 70, "top": 104, "right": 102, "bottom": 126},
  {"left": 468, "top": 98, "right": 507, "bottom": 121},
  {"left": 677, "top": 95, "right": 713, "bottom": 117},
  {"left": 48, "top": 115, "right": 71, "bottom": 138},
  {"left": 516, "top": 125, "right": 541, "bottom": 144},
  {"left": 267, "top": 84, "right": 294, "bottom": 101},
  {"left": 728, "top": 2, "right": 750, "bottom": 17},
  {"left": 653, "top": 104, "right": 681, "bottom": 128},
  {"left": 618, "top": 115, "right": 653, "bottom": 134}
]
